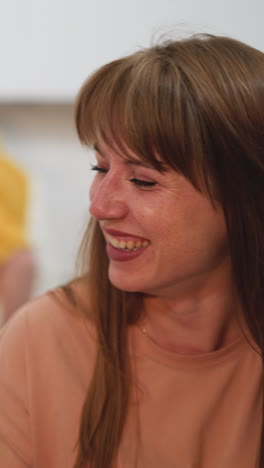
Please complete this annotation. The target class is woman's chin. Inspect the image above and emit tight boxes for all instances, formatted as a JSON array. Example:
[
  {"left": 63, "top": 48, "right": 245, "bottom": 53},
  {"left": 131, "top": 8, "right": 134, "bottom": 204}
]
[{"left": 108, "top": 269, "right": 145, "bottom": 293}]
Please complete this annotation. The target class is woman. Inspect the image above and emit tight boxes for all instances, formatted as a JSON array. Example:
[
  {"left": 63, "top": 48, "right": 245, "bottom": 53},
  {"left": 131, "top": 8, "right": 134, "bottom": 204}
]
[{"left": 0, "top": 33, "right": 263, "bottom": 468}]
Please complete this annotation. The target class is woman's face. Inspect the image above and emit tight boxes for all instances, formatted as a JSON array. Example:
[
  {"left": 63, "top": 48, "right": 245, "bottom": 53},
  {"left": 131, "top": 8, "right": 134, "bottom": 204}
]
[{"left": 89, "top": 142, "right": 229, "bottom": 298}]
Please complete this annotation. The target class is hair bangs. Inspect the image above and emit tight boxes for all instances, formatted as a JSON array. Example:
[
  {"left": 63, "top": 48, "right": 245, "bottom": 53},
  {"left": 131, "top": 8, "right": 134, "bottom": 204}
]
[{"left": 75, "top": 51, "right": 215, "bottom": 197}]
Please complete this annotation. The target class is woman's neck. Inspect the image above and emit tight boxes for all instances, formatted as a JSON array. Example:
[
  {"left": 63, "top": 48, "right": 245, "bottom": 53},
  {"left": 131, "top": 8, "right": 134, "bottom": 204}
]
[{"left": 142, "top": 271, "right": 242, "bottom": 355}]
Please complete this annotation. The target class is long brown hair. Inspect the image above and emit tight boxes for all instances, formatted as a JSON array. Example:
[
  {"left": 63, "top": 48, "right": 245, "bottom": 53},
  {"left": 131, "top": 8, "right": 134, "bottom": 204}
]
[{"left": 70, "top": 34, "right": 264, "bottom": 467}]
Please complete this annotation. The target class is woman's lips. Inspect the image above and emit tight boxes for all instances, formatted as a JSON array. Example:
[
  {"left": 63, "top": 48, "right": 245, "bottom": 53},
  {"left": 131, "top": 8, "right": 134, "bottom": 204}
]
[
  {"left": 106, "top": 241, "right": 149, "bottom": 262},
  {"left": 103, "top": 227, "right": 149, "bottom": 239},
  {"left": 103, "top": 227, "right": 150, "bottom": 251},
  {"left": 105, "top": 233, "right": 150, "bottom": 251},
  {"left": 102, "top": 227, "right": 151, "bottom": 261}
]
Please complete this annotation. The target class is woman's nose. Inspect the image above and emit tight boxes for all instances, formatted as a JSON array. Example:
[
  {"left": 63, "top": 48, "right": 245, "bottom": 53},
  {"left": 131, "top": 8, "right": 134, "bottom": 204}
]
[{"left": 89, "top": 177, "right": 129, "bottom": 221}]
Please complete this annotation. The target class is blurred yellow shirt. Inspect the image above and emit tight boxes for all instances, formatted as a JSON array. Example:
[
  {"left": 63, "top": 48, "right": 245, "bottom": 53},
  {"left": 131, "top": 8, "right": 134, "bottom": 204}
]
[{"left": 0, "top": 152, "right": 28, "bottom": 264}]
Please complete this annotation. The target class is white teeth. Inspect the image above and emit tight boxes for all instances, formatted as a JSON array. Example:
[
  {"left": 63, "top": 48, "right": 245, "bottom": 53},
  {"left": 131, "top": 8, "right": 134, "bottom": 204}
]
[
  {"left": 106, "top": 234, "right": 150, "bottom": 251},
  {"left": 111, "top": 238, "right": 119, "bottom": 248}
]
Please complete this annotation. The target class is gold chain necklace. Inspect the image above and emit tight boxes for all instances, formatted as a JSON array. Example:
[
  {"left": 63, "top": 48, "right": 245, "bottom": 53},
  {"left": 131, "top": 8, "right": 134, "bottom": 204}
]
[{"left": 138, "top": 323, "right": 173, "bottom": 352}]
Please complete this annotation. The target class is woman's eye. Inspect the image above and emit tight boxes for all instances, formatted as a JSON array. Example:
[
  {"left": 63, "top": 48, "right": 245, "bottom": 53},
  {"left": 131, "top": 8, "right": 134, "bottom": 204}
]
[
  {"left": 129, "top": 178, "right": 157, "bottom": 188},
  {"left": 91, "top": 165, "right": 107, "bottom": 173},
  {"left": 90, "top": 166, "right": 156, "bottom": 188}
]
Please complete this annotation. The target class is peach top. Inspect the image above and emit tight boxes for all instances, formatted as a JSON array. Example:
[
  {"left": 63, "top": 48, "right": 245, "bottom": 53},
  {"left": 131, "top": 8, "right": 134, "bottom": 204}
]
[{"left": 0, "top": 287, "right": 262, "bottom": 467}]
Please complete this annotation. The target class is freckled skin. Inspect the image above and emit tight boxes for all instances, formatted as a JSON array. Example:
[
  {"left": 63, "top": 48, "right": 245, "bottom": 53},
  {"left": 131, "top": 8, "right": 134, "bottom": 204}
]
[{"left": 89, "top": 142, "right": 229, "bottom": 300}]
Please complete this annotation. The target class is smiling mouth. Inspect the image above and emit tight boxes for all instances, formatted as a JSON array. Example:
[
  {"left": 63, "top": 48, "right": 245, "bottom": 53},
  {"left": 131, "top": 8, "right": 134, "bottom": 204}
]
[{"left": 105, "top": 234, "right": 150, "bottom": 251}]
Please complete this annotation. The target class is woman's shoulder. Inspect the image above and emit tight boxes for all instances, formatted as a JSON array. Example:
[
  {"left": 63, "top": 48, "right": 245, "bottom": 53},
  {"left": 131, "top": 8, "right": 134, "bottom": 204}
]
[
  {"left": 0, "top": 276, "right": 97, "bottom": 466},
  {"left": 0, "top": 274, "right": 96, "bottom": 355},
  {"left": 51, "top": 274, "right": 93, "bottom": 317}
]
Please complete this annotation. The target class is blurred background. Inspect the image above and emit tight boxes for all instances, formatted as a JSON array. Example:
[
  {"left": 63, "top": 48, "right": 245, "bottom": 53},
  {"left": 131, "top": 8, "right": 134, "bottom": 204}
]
[{"left": 0, "top": 0, "right": 263, "bottom": 321}]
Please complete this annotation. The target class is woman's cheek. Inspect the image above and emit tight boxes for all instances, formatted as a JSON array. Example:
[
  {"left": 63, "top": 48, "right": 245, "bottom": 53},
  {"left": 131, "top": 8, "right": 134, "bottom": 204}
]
[{"left": 89, "top": 178, "right": 98, "bottom": 202}]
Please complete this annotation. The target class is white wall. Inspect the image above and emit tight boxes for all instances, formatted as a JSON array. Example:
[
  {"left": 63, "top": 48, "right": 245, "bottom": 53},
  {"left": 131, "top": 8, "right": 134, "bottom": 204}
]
[
  {"left": 0, "top": 0, "right": 263, "bottom": 295},
  {"left": 0, "top": 104, "right": 93, "bottom": 295},
  {"left": 0, "top": 0, "right": 263, "bottom": 101}
]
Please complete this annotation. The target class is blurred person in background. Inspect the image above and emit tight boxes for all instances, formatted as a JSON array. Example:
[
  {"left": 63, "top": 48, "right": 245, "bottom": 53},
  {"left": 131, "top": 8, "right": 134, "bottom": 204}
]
[
  {"left": 0, "top": 33, "right": 264, "bottom": 468},
  {"left": 0, "top": 144, "right": 35, "bottom": 325}
]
